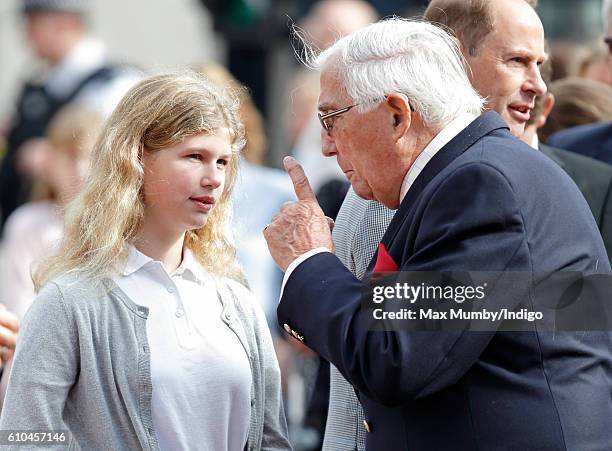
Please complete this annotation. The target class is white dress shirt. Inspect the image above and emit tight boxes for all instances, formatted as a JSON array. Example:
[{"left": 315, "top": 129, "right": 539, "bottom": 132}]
[
  {"left": 281, "top": 113, "right": 478, "bottom": 292},
  {"left": 113, "top": 246, "right": 252, "bottom": 451}
]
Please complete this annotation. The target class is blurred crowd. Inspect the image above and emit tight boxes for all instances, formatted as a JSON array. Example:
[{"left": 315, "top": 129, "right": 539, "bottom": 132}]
[{"left": 0, "top": 0, "right": 610, "bottom": 450}]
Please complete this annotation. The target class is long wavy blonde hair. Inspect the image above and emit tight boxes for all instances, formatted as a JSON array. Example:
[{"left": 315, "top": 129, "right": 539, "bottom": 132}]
[{"left": 34, "top": 71, "right": 246, "bottom": 291}]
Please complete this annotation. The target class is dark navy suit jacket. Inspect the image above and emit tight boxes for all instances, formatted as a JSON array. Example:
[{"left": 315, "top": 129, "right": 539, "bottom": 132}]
[
  {"left": 540, "top": 143, "right": 612, "bottom": 265},
  {"left": 278, "top": 113, "right": 612, "bottom": 450},
  {"left": 547, "top": 121, "right": 612, "bottom": 165}
]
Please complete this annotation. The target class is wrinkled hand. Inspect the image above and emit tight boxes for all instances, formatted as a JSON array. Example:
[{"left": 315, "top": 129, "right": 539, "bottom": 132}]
[
  {"left": 0, "top": 304, "right": 19, "bottom": 364},
  {"left": 264, "top": 156, "right": 334, "bottom": 272}
]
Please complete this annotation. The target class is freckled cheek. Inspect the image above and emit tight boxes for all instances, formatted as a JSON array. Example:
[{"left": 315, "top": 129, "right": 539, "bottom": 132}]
[
  {"left": 218, "top": 181, "right": 227, "bottom": 197},
  {"left": 144, "top": 178, "right": 192, "bottom": 207},
  {"left": 218, "top": 170, "right": 228, "bottom": 191}
]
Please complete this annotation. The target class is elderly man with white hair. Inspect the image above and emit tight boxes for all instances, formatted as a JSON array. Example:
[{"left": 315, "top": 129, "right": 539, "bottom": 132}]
[{"left": 264, "top": 18, "right": 612, "bottom": 450}]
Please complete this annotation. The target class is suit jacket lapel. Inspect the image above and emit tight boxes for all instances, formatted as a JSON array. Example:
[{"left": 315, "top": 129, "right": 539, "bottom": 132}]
[{"left": 370, "top": 112, "right": 509, "bottom": 270}]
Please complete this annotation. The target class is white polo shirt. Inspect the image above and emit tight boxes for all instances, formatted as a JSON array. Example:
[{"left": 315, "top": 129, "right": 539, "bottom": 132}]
[{"left": 114, "top": 246, "right": 251, "bottom": 451}]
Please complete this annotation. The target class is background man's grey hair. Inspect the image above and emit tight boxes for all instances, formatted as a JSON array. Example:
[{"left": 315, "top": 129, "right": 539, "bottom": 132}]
[{"left": 304, "top": 18, "right": 484, "bottom": 128}]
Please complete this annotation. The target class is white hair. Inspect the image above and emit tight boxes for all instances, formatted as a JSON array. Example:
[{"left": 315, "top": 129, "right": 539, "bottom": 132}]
[
  {"left": 308, "top": 18, "right": 484, "bottom": 127},
  {"left": 604, "top": 0, "right": 612, "bottom": 33}
]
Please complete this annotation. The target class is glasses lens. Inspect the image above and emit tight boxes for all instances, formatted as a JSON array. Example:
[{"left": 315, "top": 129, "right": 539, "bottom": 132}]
[
  {"left": 318, "top": 113, "right": 329, "bottom": 132},
  {"left": 324, "top": 117, "right": 332, "bottom": 131}
]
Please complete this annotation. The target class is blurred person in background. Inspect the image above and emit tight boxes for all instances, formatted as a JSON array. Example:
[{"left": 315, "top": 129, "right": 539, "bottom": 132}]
[
  {"left": 425, "top": 0, "right": 546, "bottom": 137},
  {"left": 0, "top": 105, "right": 104, "bottom": 321},
  {"left": 580, "top": 50, "right": 612, "bottom": 85},
  {"left": 0, "top": 0, "right": 140, "bottom": 229},
  {"left": 0, "top": 72, "right": 291, "bottom": 450},
  {"left": 547, "top": 0, "right": 612, "bottom": 164},
  {"left": 538, "top": 77, "right": 612, "bottom": 142},
  {"left": 548, "top": 41, "right": 592, "bottom": 81},
  {"left": 0, "top": 105, "right": 103, "bottom": 406},
  {"left": 547, "top": 41, "right": 611, "bottom": 86},
  {"left": 286, "top": 69, "right": 320, "bottom": 149}
]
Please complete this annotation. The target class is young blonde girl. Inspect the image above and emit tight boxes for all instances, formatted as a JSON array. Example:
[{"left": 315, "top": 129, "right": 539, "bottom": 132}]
[{"left": 0, "top": 72, "right": 291, "bottom": 451}]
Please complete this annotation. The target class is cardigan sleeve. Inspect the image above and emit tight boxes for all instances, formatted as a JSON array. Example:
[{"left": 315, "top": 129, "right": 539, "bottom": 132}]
[
  {"left": 254, "top": 297, "right": 292, "bottom": 451},
  {"left": 0, "top": 281, "right": 80, "bottom": 450}
]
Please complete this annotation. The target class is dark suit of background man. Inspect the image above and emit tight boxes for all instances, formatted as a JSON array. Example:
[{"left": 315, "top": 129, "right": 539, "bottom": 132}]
[
  {"left": 519, "top": 58, "right": 612, "bottom": 265},
  {"left": 264, "top": 16, "right": 612, "bottom": 451},
  {"left": 547, "top": 121, "right": 612, "bottom": 165}
]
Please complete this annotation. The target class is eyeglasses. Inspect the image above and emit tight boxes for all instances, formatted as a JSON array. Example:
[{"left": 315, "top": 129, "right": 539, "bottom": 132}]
[
  {"left": 318, "top": 103, "right": 360, "bottom": 133},
  {"left": 317, "top": 95, "right": 412, "bottom": 133}
]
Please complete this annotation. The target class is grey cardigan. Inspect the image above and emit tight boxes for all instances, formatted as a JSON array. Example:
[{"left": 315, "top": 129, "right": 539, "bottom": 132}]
[{"left": 0, "top": 272, "right": 292, "bottom": 451}]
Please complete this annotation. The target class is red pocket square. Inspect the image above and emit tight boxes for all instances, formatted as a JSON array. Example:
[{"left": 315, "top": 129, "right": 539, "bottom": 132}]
[{"left": 373, "top": 243, "right": 399, "bottom": 272}]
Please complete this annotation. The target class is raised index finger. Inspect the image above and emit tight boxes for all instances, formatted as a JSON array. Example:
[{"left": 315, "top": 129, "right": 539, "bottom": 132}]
[{"left": 284, "top": 156, "right": 317, "bottom": 201}]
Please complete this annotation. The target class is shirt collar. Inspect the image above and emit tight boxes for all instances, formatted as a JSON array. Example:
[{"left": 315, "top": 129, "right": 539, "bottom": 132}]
[
  {"left": 175, "top": 248, "right": 210, "bottom": 285},
  {"left": 122, "top": 245, "right": 152, "bottom": 276},
  {"left": 121, "top": 245, "right": 210, "bottom": 285},
  {"left": 399, "top": 113, "right": 478, "bottom": 203}
]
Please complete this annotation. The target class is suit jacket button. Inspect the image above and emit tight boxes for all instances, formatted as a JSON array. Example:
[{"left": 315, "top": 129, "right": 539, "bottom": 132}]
[
  {"left": 283, "top": 323, "right": 292, "bottom": 334},
  {"left": 362, "top": 419, "right": 372, "bottom": 433}
]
